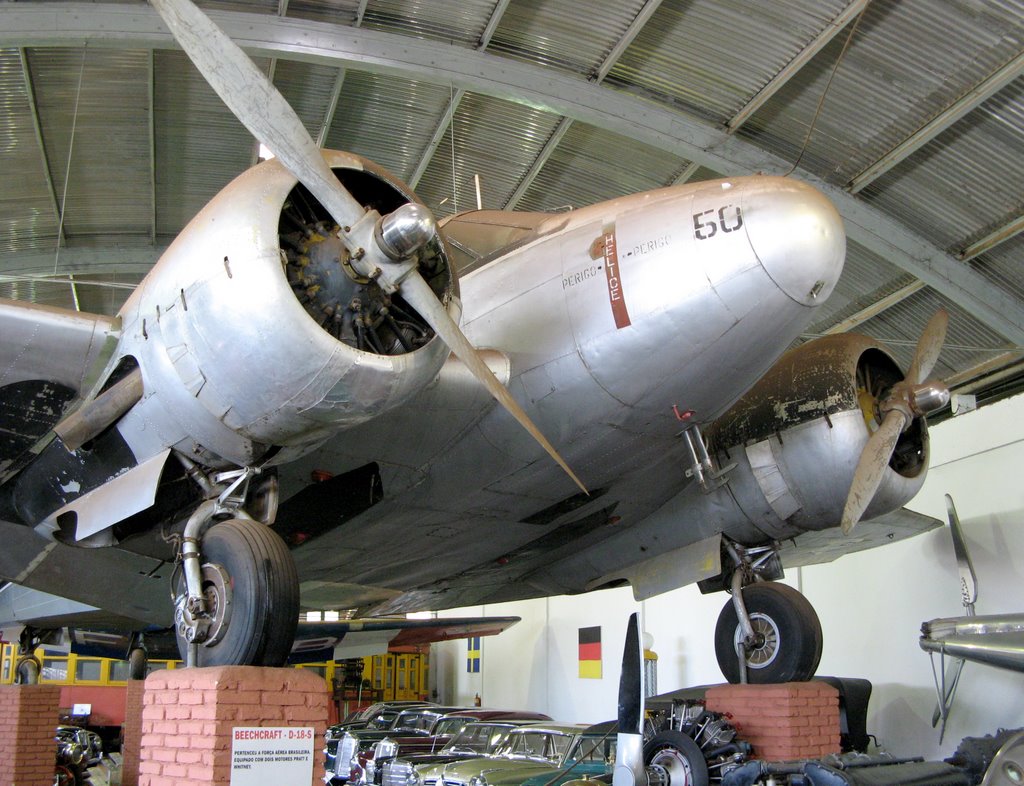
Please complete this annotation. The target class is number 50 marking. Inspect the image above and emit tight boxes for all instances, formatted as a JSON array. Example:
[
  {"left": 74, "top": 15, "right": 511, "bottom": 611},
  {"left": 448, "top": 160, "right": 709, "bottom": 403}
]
[{"left": 693, "top": 205, "right": 743, "bottom": 240}]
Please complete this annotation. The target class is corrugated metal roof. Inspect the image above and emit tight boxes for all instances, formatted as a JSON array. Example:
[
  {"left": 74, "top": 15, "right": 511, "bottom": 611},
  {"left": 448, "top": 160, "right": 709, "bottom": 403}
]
[
  {"left": 415, "top": 92, "right": 563, "bottom": 215},
  {"left": 515, "top": 121, "right": 687, "bottom": 211},
  {"left": 325, "top": 72, "right": 453, "bottom": 182},
  {"left": 606, "top": 0, "right": 851, "bottom": 123},
  {"left": 1, "top": 0, "right": 1023, "bottom": 401},
  {"left": 858, "top": 80, "right": 1024, "bottom": 252},
  {"left": 153, "top": 49, "right": 252, "bottom": 237},
  {"left": 488, "top": 0, "right": 649, "bottom": 76}
]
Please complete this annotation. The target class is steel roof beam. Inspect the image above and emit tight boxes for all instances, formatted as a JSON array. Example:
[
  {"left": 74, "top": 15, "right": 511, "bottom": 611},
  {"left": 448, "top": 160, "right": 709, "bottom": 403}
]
[
  {"left": 669, "top": 161, "right": 700, "bottom": 186},
  {"left": 0, "top": 246, "right": 165, "bottom": 276},
  {"left": 958, "top": 211, "right": 1024, "bottom": 261},
  {"left": 408, "top": 1, "right": 506, "bottom": 192},
  {"left": 148, "top": 48, "right": 156, "bottom": 244},
  {"left": 316, "top": 67, "right": 346, "bottom": 148},
  {"left": 503, "top": 117, "right": 572, "bottom": 209},
  {"left": 3, "top": 4, "right": 1023, "bottom": 345},
  {"left": 18, "top": 48, "right": 65, "bottom": 249},
  {"left": 507, "top": 0, "right": 663, "bottom": 209},
  {"left": 820, "top": 280, "right": 926, "bottom": 335},
  {"left": 848, "top": 51, "right": 1024, "bottom": 193},
  {"left": 408, "top": 89, "right": 465, "bottom": 190},
  {"left": 478, "top": 0, "right": 511, "bottom": 50},
  {"left": 727, "top": 0, "right": 867, "bottom": 134},
  {"left": 592, "top": 0, "right": 663, "bottom": 83}
]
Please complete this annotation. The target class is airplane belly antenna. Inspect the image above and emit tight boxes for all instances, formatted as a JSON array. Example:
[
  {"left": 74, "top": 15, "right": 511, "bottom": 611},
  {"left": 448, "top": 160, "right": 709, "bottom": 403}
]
[{"left": 149, "top": 0, "right": 584, "bottom": 493}]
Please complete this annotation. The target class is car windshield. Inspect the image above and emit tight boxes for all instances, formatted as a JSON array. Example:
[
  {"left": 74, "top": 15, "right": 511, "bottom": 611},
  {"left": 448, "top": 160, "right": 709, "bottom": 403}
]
[
  {"left": 443, "top": 723, "right": 517, "bottom": 754},
  {"left": 395, "top": 711, "right": 441, "bottom": 732},
  {"left": 499, "top": 730, "right": 573, "bottom": 764},
  {"left": 566, "top": 735, "right": 617, "bottom": 767},
  {"left": 431, "top": 717, "right": 469, "bottom": 738}
]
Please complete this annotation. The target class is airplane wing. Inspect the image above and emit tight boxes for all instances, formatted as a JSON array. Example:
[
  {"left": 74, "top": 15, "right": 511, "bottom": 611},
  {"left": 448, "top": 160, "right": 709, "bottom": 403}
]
[
  {"left": 0, "top": 578, "right": 518, "bottom": 664},
  {"left": 778, "top": 507, "right": 942, "bottom": 569},
  {"left": 0, "top": 298, "right": 119, "bottom": 478}
]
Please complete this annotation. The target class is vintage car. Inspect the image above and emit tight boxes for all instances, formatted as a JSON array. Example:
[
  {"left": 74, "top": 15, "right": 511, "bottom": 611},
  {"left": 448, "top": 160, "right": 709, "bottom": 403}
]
[
  {"left": 408, "top": 722, "right": 615, "bottom": 786},
  {"left": 359, "top": 711, "right": 552, "bottom": 786},
  {"left": 338, "top": 701, "right": 439, "bottom": 733},
  {"left": 325, "top": 702, "right": 438, "bottom": 777},
  {"left": 380, "top": 719, "right": 550, "bottom": 786},
  {"left": 325, "top": 705, "right": 468, "bottom": 784}
]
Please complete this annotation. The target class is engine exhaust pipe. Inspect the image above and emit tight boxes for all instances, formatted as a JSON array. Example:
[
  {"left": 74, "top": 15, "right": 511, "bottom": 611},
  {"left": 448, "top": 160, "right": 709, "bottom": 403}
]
[{"left": 54, "top": 369, "right": 144, "bottom": 452}]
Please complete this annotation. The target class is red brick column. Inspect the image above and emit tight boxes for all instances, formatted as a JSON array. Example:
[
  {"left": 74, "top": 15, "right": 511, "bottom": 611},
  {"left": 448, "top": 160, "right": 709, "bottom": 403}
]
[
  {"left": 121, "top": 678, "right": 147, "bottom": 786},
  {"left": 139, "top": 666, "right": 328, "bottom": 786},
  {"left": 0, "top": 684, "right": 61, "bottom": 786},
  {"left": 706, "top": 682, "right": 840, "bottom": 761}
]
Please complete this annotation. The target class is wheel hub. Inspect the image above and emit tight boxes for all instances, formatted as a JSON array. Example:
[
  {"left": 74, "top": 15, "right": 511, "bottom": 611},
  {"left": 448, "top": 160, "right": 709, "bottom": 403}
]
[
  {"left": 734, "top": 612, "right": 781, "bottom": 669},
  {"left": 175, "top": 561, "right": 233, "bottom": 647},
  {"left": 648, "top": 747, "right": 695, "bottom": 785}
]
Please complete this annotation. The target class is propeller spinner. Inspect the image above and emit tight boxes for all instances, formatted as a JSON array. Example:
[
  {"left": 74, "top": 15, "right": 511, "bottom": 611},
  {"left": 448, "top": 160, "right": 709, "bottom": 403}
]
[
  {"left": 841, "top": 309, "right": 951, "bottom": 533},
  {"left": 150, "top": 0, "right": 585, "bottom": 493}
]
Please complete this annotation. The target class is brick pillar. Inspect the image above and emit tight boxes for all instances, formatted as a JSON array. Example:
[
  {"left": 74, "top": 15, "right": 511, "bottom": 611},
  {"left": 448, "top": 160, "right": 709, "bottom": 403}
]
[
  {"left": 0, "top": 684, "right": 61, "bottom": 786},
  {"left": 139, "top": 666, "right": 328, "bottom": 786},
  {"left": 121, "top": 678, "right": 147, "bottom": 786},
  {"left": 706, "top": 682, "right": 841, "bottom": 761}
]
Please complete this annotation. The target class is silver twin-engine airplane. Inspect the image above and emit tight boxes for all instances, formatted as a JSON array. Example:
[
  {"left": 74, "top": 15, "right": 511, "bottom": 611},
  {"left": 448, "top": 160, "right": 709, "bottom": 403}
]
[{"left": 0, "top": 0, "right": 951, "bottom": 681}]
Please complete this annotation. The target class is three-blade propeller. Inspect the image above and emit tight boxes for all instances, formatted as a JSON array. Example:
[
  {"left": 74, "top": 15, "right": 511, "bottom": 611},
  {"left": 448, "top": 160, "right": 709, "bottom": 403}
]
[
  {"left": 150, "top": 0, "right": 585, "bottom": 493},
  {"left": 841, "top": 309, "right": 951, "bottom": 533}
]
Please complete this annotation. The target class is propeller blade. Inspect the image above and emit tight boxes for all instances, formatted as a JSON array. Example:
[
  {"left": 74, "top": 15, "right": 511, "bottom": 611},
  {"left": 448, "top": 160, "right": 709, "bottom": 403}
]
[
  {"left": 400, "top": 275, "right": 586, "bottom": 493},
  {"left": 906, "top": 309, "right": 949, "bottom": 385},
  {"left": 841, "top": 409, "right": 905, "bottom": 534},
  {"left": 150, "top": 0, "right": 365, "bottom": 229},
  {"left": 945, "top": 494, "right": 978, "bottom": 614},
  {"left": 613, "top": 612, "right": 647, "bottom": 786},
  {"left": 617, "top": 612, "right": 644, "bottom": 734},
  {"left": 151, "top": 0, "right": 585, "bottom": 493}
]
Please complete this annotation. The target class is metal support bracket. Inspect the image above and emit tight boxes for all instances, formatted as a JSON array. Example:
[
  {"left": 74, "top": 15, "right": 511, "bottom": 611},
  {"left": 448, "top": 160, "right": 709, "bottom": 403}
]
[{"left": 678, "top": 423, "right": 734, "bottom": 493}]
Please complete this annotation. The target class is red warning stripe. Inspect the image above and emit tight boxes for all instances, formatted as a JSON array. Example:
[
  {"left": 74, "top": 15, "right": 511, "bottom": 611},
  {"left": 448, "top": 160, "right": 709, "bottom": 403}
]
[{"left": 601, "top": 227, "right": 631, "bottom": 329}]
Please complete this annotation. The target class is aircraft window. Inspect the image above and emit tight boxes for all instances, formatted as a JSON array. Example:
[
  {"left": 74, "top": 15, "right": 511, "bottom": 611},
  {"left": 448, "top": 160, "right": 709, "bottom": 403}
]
[{"left": 439, "top": 211, "right": 563, "bottom": 275}]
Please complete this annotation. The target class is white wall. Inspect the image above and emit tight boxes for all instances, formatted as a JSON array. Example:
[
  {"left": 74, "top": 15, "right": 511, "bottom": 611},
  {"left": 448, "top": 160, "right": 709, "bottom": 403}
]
[{"left": 432, "top": 393, "right": 1024, "bottom": 760}]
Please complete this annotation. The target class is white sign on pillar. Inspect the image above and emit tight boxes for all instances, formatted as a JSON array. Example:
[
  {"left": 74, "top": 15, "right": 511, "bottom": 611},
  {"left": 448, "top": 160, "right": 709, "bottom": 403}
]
[{"left": 230, "top": 727, "right": 315, "bottom": 785}]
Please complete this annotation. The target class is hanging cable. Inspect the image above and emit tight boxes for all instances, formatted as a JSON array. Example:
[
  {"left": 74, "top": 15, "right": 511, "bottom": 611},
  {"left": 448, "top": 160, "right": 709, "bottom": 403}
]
[
  {"left": 783, "top": 2, "right": 869, "bottom": 177},
  {"left": 54, "top": 44, "right": 89, "bottom": 279},
  {"left": 449, "top": 82, "right": 458, "bottom": 214}
]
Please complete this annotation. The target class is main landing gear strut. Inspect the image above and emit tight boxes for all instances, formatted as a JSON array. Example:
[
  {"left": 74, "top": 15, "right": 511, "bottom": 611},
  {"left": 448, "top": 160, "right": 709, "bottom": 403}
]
[
  {"left": 712, "top": 541, "right": 823, "bottom": 684},
  {"left": 173, "top": 462, "right": 299, "bottom": 668}
]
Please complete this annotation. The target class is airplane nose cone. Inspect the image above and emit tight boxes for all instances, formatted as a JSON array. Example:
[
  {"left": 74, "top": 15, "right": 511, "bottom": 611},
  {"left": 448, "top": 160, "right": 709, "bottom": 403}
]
[{"left": 743, "top": 177, "right": 845, "bottom": 306}]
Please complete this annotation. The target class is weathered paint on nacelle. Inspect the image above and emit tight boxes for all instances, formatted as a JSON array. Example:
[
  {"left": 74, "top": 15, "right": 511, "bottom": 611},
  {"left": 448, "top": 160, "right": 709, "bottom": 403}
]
[
  {"left": 110, "top": 152, "right": 456, "bottom": 468},
  {"left": 705, "top": 333, "right": 929, "bottom": 540}
]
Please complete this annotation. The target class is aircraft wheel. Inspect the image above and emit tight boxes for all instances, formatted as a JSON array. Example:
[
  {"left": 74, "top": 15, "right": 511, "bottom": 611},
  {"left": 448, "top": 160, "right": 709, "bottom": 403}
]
[
  {"left": 128, "top": 647, "right": 148, "bottom": 680},
  {"left": 644, "top": 730, "right": 709, "bottom": 786},
  {"left": 714, "top": 582, "right": 822, "bottom": 684},
  {"left": 15, "top": 654, "right": 40, "bottom": 684},
  {"left": 175, "top": 519, "right": 299, "bottom": 667}
]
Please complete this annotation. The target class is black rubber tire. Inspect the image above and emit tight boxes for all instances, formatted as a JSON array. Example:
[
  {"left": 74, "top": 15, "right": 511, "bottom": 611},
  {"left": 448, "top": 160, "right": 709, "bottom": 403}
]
[
  {"left": 643, "top": 730, "right": 709, "bottom": 786},
  {"left": 714, "top": 582, "right": 822, "bottom": 684},
  {"left": 176, "top": 519, "right": 299, "bottom": 667},
  {"left": 128, "top": 647, "right": 148, "bottom": 680}
]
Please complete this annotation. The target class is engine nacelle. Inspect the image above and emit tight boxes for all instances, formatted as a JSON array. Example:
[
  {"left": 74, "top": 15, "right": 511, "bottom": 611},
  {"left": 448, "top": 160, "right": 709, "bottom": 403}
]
[
  {"left": 703, "top": 332, "right": 929, "bottom": 543},
  {"left": 112, "top": 151, "right": 457, "bottom": 468}
]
